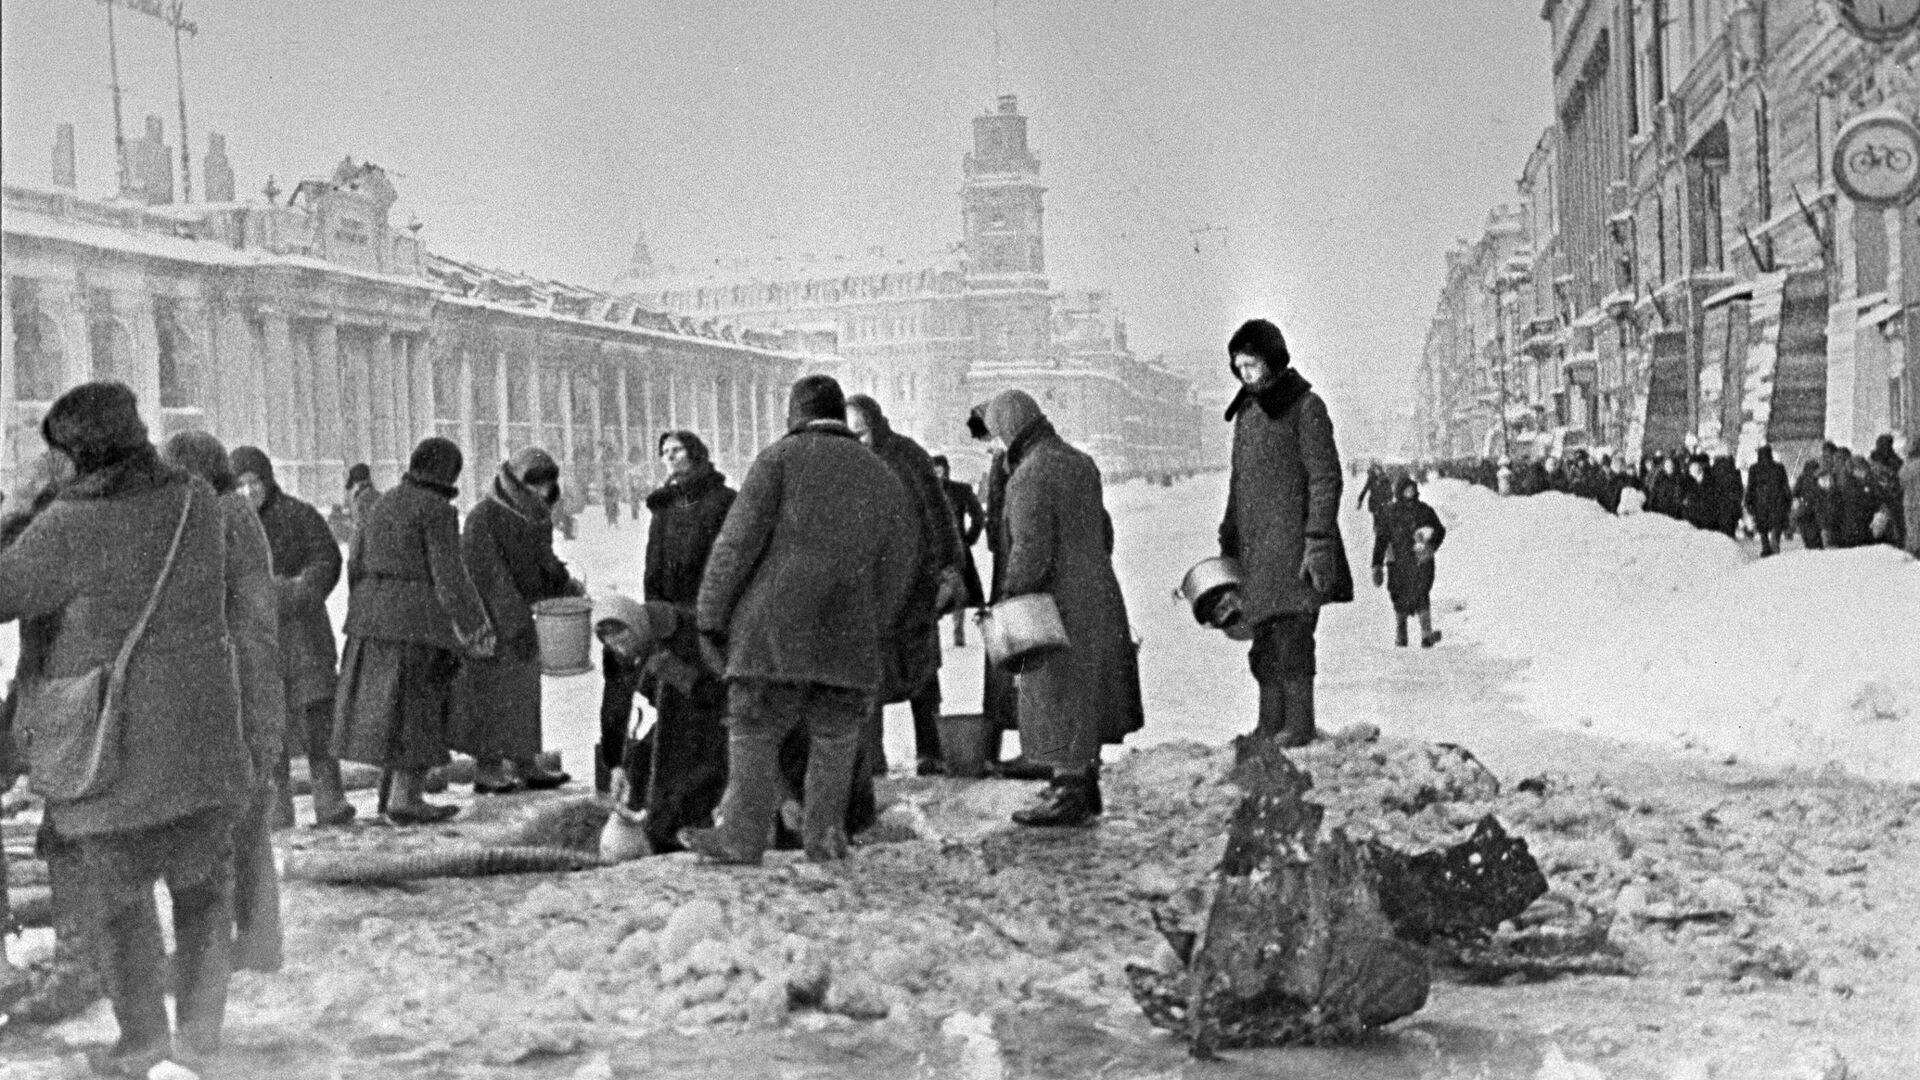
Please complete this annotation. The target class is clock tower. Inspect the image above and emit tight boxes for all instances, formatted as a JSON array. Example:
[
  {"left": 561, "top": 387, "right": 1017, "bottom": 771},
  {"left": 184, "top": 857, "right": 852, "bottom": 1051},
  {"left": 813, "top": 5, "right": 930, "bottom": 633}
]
[{"left": 963, "top": 95, "right": 1053, "bottom": 365}]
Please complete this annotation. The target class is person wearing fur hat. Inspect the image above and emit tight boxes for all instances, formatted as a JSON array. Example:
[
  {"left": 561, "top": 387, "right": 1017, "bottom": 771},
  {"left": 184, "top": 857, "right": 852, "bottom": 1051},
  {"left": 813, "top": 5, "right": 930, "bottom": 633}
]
[
  {"left": 681, "top": 374, "right": 917, "bottom": 863},
  {"left": 845, "top": 394, "right": 967, "bottom": 777},
  {"left": 334, "top": 436, "right": 496, "bottom": 825},
  {"left": 1, "top": 383, "right": 255, "bottom": 1073},
  {"left": 1216, "top": 318, "right": 1353, "bottom": 748},
  {"left": 450, "top": 447, "right": 584, "bottom": 794},
  {"left": 1369, "top": 475, "right": 1447, "bottom": 648},
  {"left": 161, "top": 432, "right": 289, "bottom": 974},
  {"left": 981, "top": 388, "right": 1144, "bottom": 827},
  {"left": 227, "top": 444, "right": 355, "bottom": 829}
]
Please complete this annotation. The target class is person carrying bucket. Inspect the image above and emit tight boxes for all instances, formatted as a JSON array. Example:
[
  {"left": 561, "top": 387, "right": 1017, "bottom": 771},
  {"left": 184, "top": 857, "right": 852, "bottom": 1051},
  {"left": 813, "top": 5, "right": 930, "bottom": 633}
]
[{"left": 450, "top": 447, "right": 585, "bottom": 794}]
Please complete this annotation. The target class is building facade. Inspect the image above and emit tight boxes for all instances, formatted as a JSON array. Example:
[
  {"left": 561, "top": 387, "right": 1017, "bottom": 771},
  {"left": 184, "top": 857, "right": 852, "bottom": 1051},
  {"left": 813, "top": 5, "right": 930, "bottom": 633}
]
[
  {"left": 1418, "top": 0, "right": 1919, "bottom": 467},
  {"left": 3, "top": 150, "right": 812, "bottom": 506},
  {"left": 623, "top": 95, "right": 1210, "bottom": 482}
]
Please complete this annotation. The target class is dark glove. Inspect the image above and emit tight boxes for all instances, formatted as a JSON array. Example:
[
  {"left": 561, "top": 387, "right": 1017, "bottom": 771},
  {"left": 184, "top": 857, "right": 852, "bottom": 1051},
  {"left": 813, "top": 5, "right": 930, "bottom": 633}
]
[{"left": 1299, "top": 536, "right": 1342, "bottom": 597}]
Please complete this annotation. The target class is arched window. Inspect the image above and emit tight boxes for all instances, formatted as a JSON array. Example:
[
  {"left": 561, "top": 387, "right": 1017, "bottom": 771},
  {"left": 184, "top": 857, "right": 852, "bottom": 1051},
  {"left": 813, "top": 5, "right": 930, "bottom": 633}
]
[{"left": 8, "top": 282, "right": 65, "bottom": 401}]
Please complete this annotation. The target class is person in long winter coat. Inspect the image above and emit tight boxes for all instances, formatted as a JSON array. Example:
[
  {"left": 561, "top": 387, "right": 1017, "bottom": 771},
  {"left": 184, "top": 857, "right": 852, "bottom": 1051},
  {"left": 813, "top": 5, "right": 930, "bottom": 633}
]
[
  {"left": 846, "top": 394, "right": 966, "bottom": 777},
  {"left": 0, "top": 383, "right": 254, "bottom": 1074},
  {"left": 683, "top": 375, "right": 917, "bottom": 864},
  {"left": 345, "top": 463, "right": 380, "bottom": 545},
  {"left": 334, "top": 436, "right": 496, "bottom": 825},
  {"left": 1745, "top": 446, "right": 1792, "bottom": 556},
  {"left": 984, "top": 388, "right": 1145, "bottom": 827},
  {"left": 227, "top": 445, "right": 354, "bottom": 829},
  {"left": 1708, "top": 454, "right": 1744, "bottom": 537},
  {"left": 1901, "top": 454, "right": 1920, "bottom": 558},
  {"left": 932, "top": 455, "right": 987, "bottom": 646},
  {"left": 0, "top": 450, "right": 107, "bottom": 1027},
  {"left": 966, "top": 405, "right": 1028, "bottom": 773},
  {"left": 1217, "top": 319, "right": 1354, "bottom": 748},
  {"left": 1648, "top": 455, "right": 1690, "bottom": 518},
  {"left": 451, "top": 447, "right": 582, "bottom": 794},
  {"left": 598, "top": 429, "right": 735, "bottom": 851},
  {"left": 1369, "top": 475, "right": 1447, "bottom": 648},
  {"left": 161, "top": 433, "right": 289, "bottom": 977},
  {"left": 1680, "top": 457, "right": 1719, "bottom": 532}
]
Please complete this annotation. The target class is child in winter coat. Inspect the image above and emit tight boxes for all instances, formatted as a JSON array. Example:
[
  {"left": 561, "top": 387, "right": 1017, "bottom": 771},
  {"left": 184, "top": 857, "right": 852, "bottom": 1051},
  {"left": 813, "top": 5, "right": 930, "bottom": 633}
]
[{"left": 1370, "top": 476, "right": 1448, "bottom": 648}]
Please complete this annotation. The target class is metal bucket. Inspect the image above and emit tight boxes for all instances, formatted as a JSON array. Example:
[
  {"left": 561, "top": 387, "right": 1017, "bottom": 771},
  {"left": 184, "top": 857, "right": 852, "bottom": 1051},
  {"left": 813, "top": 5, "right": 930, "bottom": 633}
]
[
  {"left": 531, "top": 597, "right": 595, "bottom": 676},
  {"left": 1175, "top": 556, "right": 1247, "bottom": 633},
  {"left": 980, "top": 593, "right": 1070, "bottom": 669},
  {"left": 935, "top": 713, "right": 993, "bottom": 779}
]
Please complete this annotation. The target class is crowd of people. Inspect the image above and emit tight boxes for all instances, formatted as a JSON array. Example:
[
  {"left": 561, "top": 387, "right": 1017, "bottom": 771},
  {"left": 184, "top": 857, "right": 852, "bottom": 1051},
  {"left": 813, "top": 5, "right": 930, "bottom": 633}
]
[
  {"left": 1423, "top": 432, "right": 1918, "bottom": 558},
  {"left": 0, "top": 312, "right": 1398, "bottom": 1073}
]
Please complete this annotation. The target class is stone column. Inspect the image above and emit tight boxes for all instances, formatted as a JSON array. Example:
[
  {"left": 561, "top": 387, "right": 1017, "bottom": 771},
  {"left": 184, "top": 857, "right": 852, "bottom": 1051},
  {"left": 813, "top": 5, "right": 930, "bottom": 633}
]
[
  {"left": 457, "top": 346, "right": 476, "bottom": 467},
  {"left": 559, "top": 360, "right": 577, "bottom": 474},
  {"left": 310, "top": 317, "right": 343, "bottom": 497},
  {"left": 588, "top": 358, "right": 607, "bottom": 494},
  {"left": 494, "top": 346, "right": 512, "bottom": 458},
  {"left": 747, "top": 371, "right": 762, "bottom": 458},
  {"left": 369, "top": 330, "right": 398, "bottom": 475},
  {"left": 615, "top": 359, "right": 634, "bottom": 478},
  {"left": 261, "top": 312, "right": 300, "bottom": 471},
  {"left": 407, "top": 334, "right": 435, "bottom": 475}
]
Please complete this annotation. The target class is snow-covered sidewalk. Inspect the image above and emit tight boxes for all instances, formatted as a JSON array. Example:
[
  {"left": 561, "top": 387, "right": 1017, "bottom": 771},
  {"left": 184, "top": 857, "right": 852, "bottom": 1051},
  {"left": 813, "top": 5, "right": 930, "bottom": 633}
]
[{"left": 1419, "top": 479, "right": 1920, "bottom": 783}]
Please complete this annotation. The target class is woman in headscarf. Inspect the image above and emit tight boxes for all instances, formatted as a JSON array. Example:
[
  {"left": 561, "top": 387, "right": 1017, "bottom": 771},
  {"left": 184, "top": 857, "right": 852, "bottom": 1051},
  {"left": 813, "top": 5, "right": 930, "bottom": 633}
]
[
  {"left": 334, "top": 436, "right": 496, "bottom": 825},
  {"left": 160, "top": 432, "right": 288, "bottom": 974},
  {"left": 0, "top": 382, "right": 254, "bottom": 1074},
  {"left": 1369, "top": 474, "right": 1447, "bottom": 648},
  {"left": 451, "top": 447, "right": 582, "bottom": 794},
  {"left": 980, "top": 388, "right": 1144, "bottom": 827}
]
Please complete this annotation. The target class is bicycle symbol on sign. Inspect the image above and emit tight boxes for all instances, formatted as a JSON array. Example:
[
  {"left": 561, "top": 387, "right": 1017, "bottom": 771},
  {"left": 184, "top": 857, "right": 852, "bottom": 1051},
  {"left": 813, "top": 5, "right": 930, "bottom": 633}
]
[{"left": 1847, "top": 141, "right": 1917, "bottom": 175}]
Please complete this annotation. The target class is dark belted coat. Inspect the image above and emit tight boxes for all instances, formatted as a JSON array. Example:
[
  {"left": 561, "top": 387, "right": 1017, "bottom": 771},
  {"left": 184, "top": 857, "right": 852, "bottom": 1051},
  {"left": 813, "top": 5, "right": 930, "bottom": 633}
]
[{"left": 254, "top": 485, "right": 341, "bottom": 710}]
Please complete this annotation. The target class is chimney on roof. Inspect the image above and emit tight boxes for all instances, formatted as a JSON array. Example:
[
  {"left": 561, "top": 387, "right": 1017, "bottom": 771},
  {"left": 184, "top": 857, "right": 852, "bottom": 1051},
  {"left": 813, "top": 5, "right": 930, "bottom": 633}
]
[
  {"left": 203, "top": 133, "right": 235, "bottom": 203},
  {"left": 53, "top": 123, "right": 76, "bottom": 189}
]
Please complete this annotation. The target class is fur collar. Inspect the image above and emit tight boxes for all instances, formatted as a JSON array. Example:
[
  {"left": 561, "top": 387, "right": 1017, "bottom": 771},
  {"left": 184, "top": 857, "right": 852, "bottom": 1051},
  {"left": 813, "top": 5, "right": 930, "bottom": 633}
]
[
  {"left": 403, "top": 472, "right": 458, "bottom": 500},
  {"left": 1224, "top": 368, "right": 1313, "bottom": 422},
  {"left": 56, "top": 445, "right": 182, "bottom": 502}
]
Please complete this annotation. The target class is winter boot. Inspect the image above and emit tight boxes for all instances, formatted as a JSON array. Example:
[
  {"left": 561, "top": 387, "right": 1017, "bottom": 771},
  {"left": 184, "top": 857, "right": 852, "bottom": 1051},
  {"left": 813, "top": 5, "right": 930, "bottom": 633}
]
[
  {"left": 1419, "top": 609, "right": 1442, "bottom": 648},
  {"left": 472, "top": 757, "right": 523, "bottom": 795},
  {"left": 385, "top": 769, "right": 459, "bottom": 826},
  {"left": 862, "top": 704, "right": 889, "bottom": 777},
  {"left": 513, "top": 756, "right": 571, "bottom": 791},
  {"left": 170, "top": 877, "right": 235, "bottom": 1061},
  {"left": 594, "top": 744, "right": 612, "bottom": 796},
  {"left": 801, "top": 722, "right": 861, "bottom": 861},
  {"left": 1276, "top": 677, "right": 1317, "bottom": 748},
  {"left": 308, "top": 755, "right": 357, "bottom": 827},
  {"left": 10, "top": 836, "right": 106, "bottom": 1025},
  {"left": 230, "top": 806, "right": 283, "bottom": 973},
  {"left": 96, "top": 893, "right": 172, "bottom": 1074},
  {"left": 1012, "top": 774, "right": 1097, "bottom": 828},
  {"left": 1394, "top": 614, "right": 1409, "bottom": 648},
  {"left": 1252, "top": 681, "right": 1288, "bottom": 741},
  {"left": 269, "top": 754, "right": 296, "bottom": 832}
]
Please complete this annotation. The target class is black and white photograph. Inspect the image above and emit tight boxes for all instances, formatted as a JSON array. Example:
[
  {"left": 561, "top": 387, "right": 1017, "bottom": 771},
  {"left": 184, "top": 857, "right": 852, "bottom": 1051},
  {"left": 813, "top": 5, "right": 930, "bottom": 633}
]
[{"left": 1, "top": 1, "right": 1918, "bottom": 1077}]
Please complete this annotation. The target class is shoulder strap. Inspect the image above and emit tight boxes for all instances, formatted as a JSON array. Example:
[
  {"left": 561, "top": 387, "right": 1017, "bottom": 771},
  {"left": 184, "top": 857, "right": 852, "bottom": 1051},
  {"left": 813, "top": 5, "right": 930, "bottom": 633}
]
[{"left": 110, "top": 489, "right": 194, "bottom": 682}]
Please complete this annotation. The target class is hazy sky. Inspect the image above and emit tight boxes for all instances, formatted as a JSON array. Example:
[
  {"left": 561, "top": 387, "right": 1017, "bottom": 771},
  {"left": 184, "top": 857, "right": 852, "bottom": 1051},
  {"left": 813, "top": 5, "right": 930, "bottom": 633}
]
[{"left": 2, "top": 0, "right": 1552, "bottom": 450}]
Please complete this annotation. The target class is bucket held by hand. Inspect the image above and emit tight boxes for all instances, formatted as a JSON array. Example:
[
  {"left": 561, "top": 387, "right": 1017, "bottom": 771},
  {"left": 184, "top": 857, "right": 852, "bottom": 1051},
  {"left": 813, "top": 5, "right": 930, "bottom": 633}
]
[
  {"left": 531, "top": 597, "right": 595, "bottom": 676},
  {"left": 980, "top": 593, "right": 1069, "bottom": 670}
]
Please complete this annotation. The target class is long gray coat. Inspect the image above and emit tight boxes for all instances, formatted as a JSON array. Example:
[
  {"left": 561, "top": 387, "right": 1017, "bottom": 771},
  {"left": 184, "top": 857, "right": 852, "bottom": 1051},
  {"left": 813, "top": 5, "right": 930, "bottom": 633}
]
[
  {"left": 1219, "top": 369, "right": 1354, "bottom": 621},
  {"left": 254, "top": 486, "right": 341, "bottom": 710},
  {"left": 697, "top": 422, "right": 917, "bottom": 694},
  {"left": 992, "top": 398, "right": 1145, "bottom": 748},
  {"left": 0, "top": 453, "right": 253, "bottom": 837}
]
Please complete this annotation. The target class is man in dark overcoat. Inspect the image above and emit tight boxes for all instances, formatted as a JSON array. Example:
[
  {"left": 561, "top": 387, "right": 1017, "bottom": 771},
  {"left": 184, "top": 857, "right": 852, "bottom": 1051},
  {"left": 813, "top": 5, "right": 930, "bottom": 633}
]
[
  {"left": 1744, "top": 445, "right": 1792, "bottom": 556},
  {"left": 1217, "top": 319, "right": 1353, "bottom": 747},
  {"left": 685, "top": 375, "right": 916, "bottom": 863},
  {"left": 230, "top": 446, "right": 354, "bottom": 827},
  {"left": 846, "top": 394, "right": 965, "bottom": 776}
]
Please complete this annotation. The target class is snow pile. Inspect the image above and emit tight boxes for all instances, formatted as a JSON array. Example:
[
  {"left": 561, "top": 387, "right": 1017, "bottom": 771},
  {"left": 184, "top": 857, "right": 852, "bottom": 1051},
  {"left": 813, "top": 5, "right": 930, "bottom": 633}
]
[{"left": 1423, "top": 480, "right": 1920, "bottom": 782}]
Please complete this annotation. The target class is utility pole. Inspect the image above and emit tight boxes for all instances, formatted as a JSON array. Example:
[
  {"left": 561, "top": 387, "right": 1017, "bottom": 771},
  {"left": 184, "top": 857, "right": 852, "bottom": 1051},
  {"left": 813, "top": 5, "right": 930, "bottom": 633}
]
[
  {"left": 104, "top": 0, "right": 129, "bottom": 194},
  {"left": 167, "top": 1, "right": 198, "bottom": 203}
]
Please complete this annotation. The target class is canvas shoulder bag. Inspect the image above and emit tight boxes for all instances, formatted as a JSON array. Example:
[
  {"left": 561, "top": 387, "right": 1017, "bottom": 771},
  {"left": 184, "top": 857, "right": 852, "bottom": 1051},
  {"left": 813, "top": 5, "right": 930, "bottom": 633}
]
[{"left": 19, "top": 490, "right": 194, "bottom": 803}]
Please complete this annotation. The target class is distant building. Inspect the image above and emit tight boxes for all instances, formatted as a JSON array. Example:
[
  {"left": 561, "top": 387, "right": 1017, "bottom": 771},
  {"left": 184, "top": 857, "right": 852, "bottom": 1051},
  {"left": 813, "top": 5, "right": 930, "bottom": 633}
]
[
  {"left": 622, "top": 95, "right": 1209, "bottom": 482},
  {"left": 2, "top": 142, "right": 819, "bottom": 502},
  {"left": 1418, "top": 2, "right": 1919, "bottom": 465}
]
